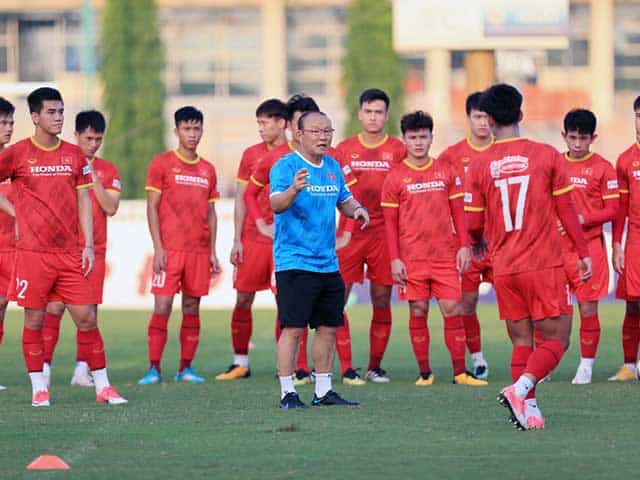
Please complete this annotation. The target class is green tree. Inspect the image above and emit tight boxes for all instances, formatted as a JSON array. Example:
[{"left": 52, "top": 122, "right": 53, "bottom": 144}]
[
  {"left": 101, "top": 0, "right": 165, "bottom": 198},
  {"left": 342, "top": 0, "right": 405, "bottom": 136}
]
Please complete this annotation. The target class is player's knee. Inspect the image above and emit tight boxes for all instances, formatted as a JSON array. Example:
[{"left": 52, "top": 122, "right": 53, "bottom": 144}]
[
  {"left": 370, "top": 286, "right": 391, "bottom": 308},
  {"left": 578, "top": 301, "right": 598, "bottom": 318},
  {"left": 153, "top": 296, "right": 173, "bottom": 317},
  {"left": 459, "top": 293, "right": 478, "bottom": 315},
  {"left": 235, "top": 292, "right": 255, "bottom": 310},
  {"left": 46, "top": 301, "right": 65, "bottom": 316},
  {"left": 24, "top": 309, "right": 45, "bottom": 330},
  {"left": 409, "top": 302, "right": 428, "bottom": 317},
  {"left": 181, "top": 295, "right": 200, "bottom": 315}
]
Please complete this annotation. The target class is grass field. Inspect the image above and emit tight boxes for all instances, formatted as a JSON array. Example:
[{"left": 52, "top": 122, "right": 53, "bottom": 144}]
[{"left": 1, "top": 303, "right": 640, "bottom": 479}]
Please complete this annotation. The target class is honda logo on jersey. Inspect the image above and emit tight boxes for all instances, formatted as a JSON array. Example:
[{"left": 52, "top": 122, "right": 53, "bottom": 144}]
[
  {"left": 406, "top": 180, "right": 445, "bottom": 193},
  {"left": 30, "top": 164, "right": 73, "bottom": 176},
  {"left": 490, "top": 155, "right": 528, "bottom": 178},
  {"left": 570, "top": 177, "right": 588, "bottom": 187}
]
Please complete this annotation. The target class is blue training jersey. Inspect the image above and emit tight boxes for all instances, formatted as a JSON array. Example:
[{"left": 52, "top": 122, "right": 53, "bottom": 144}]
[{"left": 270, "top": 150, "right": 352, "bottom": 273}]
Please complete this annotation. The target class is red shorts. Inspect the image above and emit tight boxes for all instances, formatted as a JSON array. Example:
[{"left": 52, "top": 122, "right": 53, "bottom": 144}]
[
  {"left": 0, "top": 250, "right": 15, "bottom": 297},
  {"left": 398, "top": 258, "right": 461, "bottom": 302},
  {"left": 49, "top": 254, "right": 106, "bottom": 305},
  {"left": 14, "top": 250, "right": 93, "bottom": 309},
  {"left": 461, "top": 256, "right": 493, "bottom": 292},
  {"left": 494, "top": 266, "right": 571, "bottom": 321},
  {"left": 151, "top": 250, "right": 212, "bottom": 298},
  {"left": 234, "top": 238, "right": 274, "bottom": 292},
  {"left": 337, "top": 232, "right": 393, "bottom": 286},
  {"left": 616, "top": 242, "right": 640, "bottom": 301},
  {"left": 564, "top": 236, "right": 609, "bottom": 302}
]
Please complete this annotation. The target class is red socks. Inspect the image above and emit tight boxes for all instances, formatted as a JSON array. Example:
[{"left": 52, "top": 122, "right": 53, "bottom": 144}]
[
  {"left": 231, "top": 307, "right": 252, "bottom": 355},
  {"left": 368, "top": 306, "right": 392, "bottom": 370},
  {"left": 42, "top": 313, "right": 62, "bottom": 364},
  {"left": 77, "top": 328, "right": 106, "bottom": 371},
  {"left": 23, "top": 327, "right": 44, "bottom": 373},
  {"left": 462, "top": 313, "right": 481, "bottom": 354},
  {"left": 579, "top": 313, "right": 600, "bottom": 359},
  {"left": 336, "top": 312, "right": 353, "bottom": 374},
  {"left": 179, "top": 314, "right": 200, "bottom": 371},
  {"left": 148, "top": 313, "right": 169, "bottom": 371},
  {"left": 409, "top": 312, "right": 430, "bottom": 373},
  {"left": 525, "top": 338, "right": 565, "bottom": 381},
  {"left": 444, "top": 316, "right": 467, "bottom": 375},
  {"left": 622, "top": 314, "right": 640, "bottom": 363},
  {"left": 296, "top": 329, "right": 310, "bottom": 372}
]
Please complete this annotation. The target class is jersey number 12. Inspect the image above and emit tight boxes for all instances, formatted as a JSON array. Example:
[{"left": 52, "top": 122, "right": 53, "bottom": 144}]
[{"left": 494, "top": 175, "right": 530, "bottom": 232}]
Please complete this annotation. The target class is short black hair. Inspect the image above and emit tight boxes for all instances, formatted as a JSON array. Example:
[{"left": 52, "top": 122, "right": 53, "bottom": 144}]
[
  {"left": 174, "top": 106, "right": 203, "bottom": 127},
  {"left": 75, "top": 110, "right": 106, "bottom": 134},
  {"left": 478, "top": 84, "right": 523, "bottom": 127},
  {"left": 285, "top": 94, "right": 319, "bottom": 121},
  {"left": 634, "top": 95, "right": 640, "bottom": 111},
  {"left": 297, "top": 111, "right": 329, "bottom": 131},
  {"left": 0, "top": 97, "right": 15, "bottom": 117},
  {"left": 359, "top": 88, "right": 390, "bottom": 110},
  {"left": 465, "top": 92, "right": 483, "bottom": 116},
  {"left": 400, "top": 110, "right": 434, "bottom": 135},
  {"left": 256, "top": 98, "right": 287, "bottom": 120},
  {"left": 27, "top": 87, "right": 63, "bottom": 114},
  {"left": 563, "top": 109, "right": 596, "bottom": 136}
]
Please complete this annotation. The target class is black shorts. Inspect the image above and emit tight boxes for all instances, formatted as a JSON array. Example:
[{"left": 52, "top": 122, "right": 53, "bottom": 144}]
[{"left": 276, "top": 270, "right": 345, "bottom": 329}]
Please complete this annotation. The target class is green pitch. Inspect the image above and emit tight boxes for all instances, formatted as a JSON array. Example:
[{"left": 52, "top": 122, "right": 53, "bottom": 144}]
[{"left": 1, "top": 303, "right": 639, "bottom": 479}]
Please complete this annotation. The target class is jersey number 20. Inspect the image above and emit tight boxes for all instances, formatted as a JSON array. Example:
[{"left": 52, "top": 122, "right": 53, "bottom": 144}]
[{"left": 494, "top": 175, "right": 530, "bottom": 232}]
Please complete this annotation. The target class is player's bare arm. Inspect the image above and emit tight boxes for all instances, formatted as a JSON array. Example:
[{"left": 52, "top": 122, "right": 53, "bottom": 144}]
[
  {"left": 338, "top": 197, "right": 369, "bottom": 229},
  {"left": 77, "top": 187, "right": 95, "bottom": 277},
  {"left": 146, "top": 190, "right": 166, "bottom": 274},
  {"left": 230, "top": 181, "right": 247, "bottom": 265},
  {"left": 208, "top": 202, "right": 220, "bottom": 274},
  {"left": 270, "top": 167, "right": 309, "bottom": 213},
  {"left": 457, "top": 246, "right": 472, "bottom": 274},
  {"left": 390, "top": 259, "right": 407, "bottom": 288},
  {"left": 91, "top": 168, "right": 120, "bottom": 217},
  {"left": 245, "top": 180, "right": 274, "bottom": 239}
]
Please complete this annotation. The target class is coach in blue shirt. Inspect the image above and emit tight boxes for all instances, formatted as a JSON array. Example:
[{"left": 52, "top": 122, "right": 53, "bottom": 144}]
[{"left": 270, "top": 111, "right": 369, "bottom": 409}]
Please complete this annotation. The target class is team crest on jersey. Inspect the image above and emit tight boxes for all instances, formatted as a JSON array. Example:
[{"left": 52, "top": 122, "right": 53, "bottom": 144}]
[
  {"left": 434, "top": 171, "right": 445, "bottom": 179},
  {"left": 350, "top": 152, "right": 360, "bottom": 159},
  {"left": 382, "top": 152, "right": 393, "bottom": 162},
  {"left": 61, "top": 156, "right": 73, "bottom": 165},
  {"left": 490, "top": 155, "right": 528, "bottom": 178},
  {"left": 328, "top": 172, "right": 336, "bottom": 181},
  {"left": 581, "top": 167, "right": 593, "bottom": 176},
  {"left": 172, "top": 167, "right": 181, "bottom": 174}
]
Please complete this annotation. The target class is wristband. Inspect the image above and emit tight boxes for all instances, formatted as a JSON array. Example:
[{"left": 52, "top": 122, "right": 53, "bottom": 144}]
[{"left": 353, "top": 205, "right": 367, "bottom": 218}]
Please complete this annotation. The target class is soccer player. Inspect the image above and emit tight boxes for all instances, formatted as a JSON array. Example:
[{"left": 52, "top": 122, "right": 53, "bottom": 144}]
[
  {"left": 557, "top": 109, "right": 619, "bottom": 384},
  {"left": 611, "top": 95, "right": 640, "bottom": 381},
  {"left": 0, "top": 87, "right": 126, "bottom": 406},
  {"left": 245, "top": 94, "right": 363, "bottom": 386},
  {"left": 270, "top": 111, "right": 369, "bottom": 408},
  {"left": 381, "top": 111, "right": 487, "bottom": 386},
  {"left": 465, "top": 84, "right": 591, "bottom": 430},
  {"left": 216, "top": 99, "right": 287, "bottom": 380},
  {"left": 437, "top": 92, "right": 493, "bottom": 380},
  {"left": 335, "top": 88, "right": 406, "bottom": 383},
  {"left": 41, "top": 110, "right": 122, "bottom": 388},
  {"left": 139, "top": 106, "right": 220, "bottom": 385},
  {"left": 0, "top": 96, "right": 15, "bottom": 391}
]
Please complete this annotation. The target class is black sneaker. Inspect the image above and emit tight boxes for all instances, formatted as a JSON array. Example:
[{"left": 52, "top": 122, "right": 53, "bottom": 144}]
[
  {"left": 294, "top": 369, "right": 312, "bottom": 385},
  {"left": 279, "top": 392, "right": 308, "bottom": 409},
  {"left": 342, "top": 368, "right": 366, "bottom": 385},
  {"left": 311, "top": 390, "right": 359, "bottom": 406}
]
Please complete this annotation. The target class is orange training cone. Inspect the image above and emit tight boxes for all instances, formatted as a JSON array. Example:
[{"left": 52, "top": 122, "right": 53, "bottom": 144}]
[{"left": 27, "top": 455, "right": 70, "bottom": 470}]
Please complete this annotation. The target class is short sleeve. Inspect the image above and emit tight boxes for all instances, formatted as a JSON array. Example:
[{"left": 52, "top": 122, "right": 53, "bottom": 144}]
[
  {"left": 75, "top": 152, "right": 93, "bottom": 190},
  {"left": 269, "top": 157, "right": 293, "bottom": 196},
  {"left": 601, "top": 161, "right": 620, "bottom": 200},
  {"left": 0, "top": 144, "right": 16, "bottom": 182},
  {"left": 617, "top": 155, "right": 629, "bottom": 194},
  {"left": 209, "top": 165, "right": 220, "bottom": 203},
  {"left": 447, "top": 164, "right": 464, "bottom": 200},
  {"left": 105, "top": 163, "right": 122, "bottom": 194},
  {"left": 551, "top": 150, "right": 573, "bottom": 196},
  {"left": 237, "top": 148, "right": 253, "bottom": 184},
  {"left": 464, "top": 161, "right": 485, "bottom": 212},
  {"left": 145, "top": 157, "right": 164, "bottom": 193},
  {"left": 381, "top": 174, "right": 400, "bottom": 208}
]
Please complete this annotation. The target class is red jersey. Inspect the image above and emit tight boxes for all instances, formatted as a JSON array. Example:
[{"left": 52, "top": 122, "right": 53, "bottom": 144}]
[
  {"left": 437, "top": 137, "right": 495, "bottom": 178},
  {"left": 381, "top": 158, "right": 463, "bottom": 262},
  {"left": 145, "top": 150, "right": 219, "bottom": 253},
  {"left": 616, "top": 142, "right": 640, "bottom": 243},
  {"left": 0, "top": 137, "right": 92, "bottom": 252},
  {"left": 85, "top": 157, "right": 121, "bottom": 255},
  {"left": 237, "top": 142, "right": 272, "bottom": 244},
  {"left": 336, "top": 134, "right": 406, "bottom": 235},
  {"left": 0, "top": 180, "right": 15, "bottom": 252},
  {"left": 563, "top": 152, "right": 618, "bottom": 243},
  {"left": 464, "top": 138, "right": 573, "bottom": 275}
]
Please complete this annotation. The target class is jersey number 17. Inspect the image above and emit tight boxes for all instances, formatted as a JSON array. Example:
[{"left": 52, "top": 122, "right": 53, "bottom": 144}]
[{"left": 494, "top": 175, "right": 530, "bottom": 232}]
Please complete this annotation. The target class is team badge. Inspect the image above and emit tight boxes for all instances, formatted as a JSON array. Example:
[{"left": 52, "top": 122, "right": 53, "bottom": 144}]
[
  {"left": 172, "top": 167, "right": 181, "bottom": 174},
  {"left": 582, "top": 167, "right": 593, "bottom": 176},
  {"left": 434, "top": 171, "right": 445, "bottom": 179},
  {"left": 61, "top": 156, "right": 73, "bottom": 164},
  {"left": 328, "top": 172, "right": 336, "bottom": 181},
  {"left": 382, "top": 152, "right": 393, "bottom": 162}
]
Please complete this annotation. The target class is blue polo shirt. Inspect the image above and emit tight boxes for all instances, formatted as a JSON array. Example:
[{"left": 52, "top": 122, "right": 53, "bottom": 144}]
[{"left": 270, "top": 151, "right": 352, "bottom": 273}]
